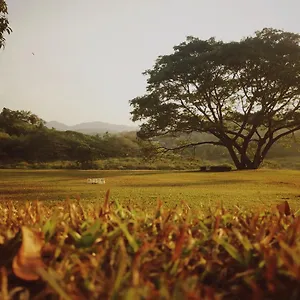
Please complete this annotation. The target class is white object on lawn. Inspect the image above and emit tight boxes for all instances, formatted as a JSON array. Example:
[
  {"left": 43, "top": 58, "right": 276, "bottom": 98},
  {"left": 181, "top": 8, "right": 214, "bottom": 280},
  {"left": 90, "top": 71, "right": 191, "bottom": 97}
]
[{"left": 87, "top": 178, "right": 106, "bottom": 184}]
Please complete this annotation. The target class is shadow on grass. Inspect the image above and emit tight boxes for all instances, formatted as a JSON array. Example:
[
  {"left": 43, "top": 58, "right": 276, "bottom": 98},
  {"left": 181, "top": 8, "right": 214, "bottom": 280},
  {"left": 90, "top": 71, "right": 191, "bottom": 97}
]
[
  {"left": 185, "top": 169, "right": 239, "bottom": 173},
  {"left": 0, "top": 188, "right": 66, "bottom": 195},
  {"left": 0, "top": 169, "right": 176, "bottom": 181},
  {"left": 121, "top": 179, "right": 253, "bottom": 188}
]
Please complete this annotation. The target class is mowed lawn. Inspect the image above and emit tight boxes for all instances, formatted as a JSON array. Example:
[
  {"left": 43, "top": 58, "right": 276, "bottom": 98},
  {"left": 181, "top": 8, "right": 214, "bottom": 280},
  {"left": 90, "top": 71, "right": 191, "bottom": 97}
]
[{"left": 0, "top": 169, "right": 299, "bottom": 210}]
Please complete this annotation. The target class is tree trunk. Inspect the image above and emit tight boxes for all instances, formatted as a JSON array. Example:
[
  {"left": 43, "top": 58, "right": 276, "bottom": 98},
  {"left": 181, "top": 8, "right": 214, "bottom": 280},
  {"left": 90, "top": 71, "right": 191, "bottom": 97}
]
[
  {"left": 226, "top": 145, "right": 243, "bottom": 169},
  {"left": 226, "top": 146, "right": 261, "bottom": 170}
]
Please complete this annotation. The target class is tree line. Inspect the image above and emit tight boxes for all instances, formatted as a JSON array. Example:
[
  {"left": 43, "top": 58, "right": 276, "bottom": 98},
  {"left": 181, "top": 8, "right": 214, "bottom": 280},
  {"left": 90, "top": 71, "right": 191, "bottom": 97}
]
[
  {"left": 0, "top": 107, "right": 299, "bottom": 169},
  {"left": 0, "top": 108, "right": 151, "bottom": 167}
]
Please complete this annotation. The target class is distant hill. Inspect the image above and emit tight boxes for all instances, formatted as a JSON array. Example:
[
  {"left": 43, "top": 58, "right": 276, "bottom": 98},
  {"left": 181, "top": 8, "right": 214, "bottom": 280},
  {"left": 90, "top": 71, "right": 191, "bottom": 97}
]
[
  {"left": 46, "top": 121, "right": 70, "bottom": 131},
  {"left": 46, "top": 121, "right": 138, "bottom": 134}
]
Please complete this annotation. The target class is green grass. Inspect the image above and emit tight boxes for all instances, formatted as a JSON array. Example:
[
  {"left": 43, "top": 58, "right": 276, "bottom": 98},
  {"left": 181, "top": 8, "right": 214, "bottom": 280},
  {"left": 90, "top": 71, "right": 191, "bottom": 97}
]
[{"left": 0, "top": 169, "right": 299, "bottom": 211}]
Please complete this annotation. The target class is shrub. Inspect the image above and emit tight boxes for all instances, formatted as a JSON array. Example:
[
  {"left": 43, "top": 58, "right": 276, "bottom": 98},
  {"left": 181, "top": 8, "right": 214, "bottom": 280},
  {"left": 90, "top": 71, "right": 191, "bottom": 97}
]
[{"left": 15, "top": 161, "right": 30, "bottom": 169}]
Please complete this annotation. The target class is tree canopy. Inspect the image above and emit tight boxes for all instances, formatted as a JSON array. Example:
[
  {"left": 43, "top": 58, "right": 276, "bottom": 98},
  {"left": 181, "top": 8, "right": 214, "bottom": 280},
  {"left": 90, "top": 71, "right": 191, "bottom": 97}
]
[
  {"left": 130, "top": 28, "right": 300, "bottom": 170},
  {"left": 0, "top": 0, "right": 12, "bottom": 49}
]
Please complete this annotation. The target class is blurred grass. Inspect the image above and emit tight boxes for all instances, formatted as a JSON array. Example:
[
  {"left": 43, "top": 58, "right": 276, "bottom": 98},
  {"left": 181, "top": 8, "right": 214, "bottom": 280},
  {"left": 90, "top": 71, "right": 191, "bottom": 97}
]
[
  {"left": 0, "top": 194, "right": 299, "bottom": 299},
  {"left": 0, "top": 169, "right": 299, "bottom": 211}
]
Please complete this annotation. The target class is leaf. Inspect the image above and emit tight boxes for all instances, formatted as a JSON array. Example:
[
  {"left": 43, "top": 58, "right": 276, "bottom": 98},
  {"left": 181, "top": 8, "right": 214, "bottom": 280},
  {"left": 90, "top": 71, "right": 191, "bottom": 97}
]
[
  {"left": 76, "top": 233, "right": 98, "bottom": 249},
  {"left": 279, "top": 240, "right": 300, "bottom": 266},
  {"left": 213, "top": 215, "right": 221, "bottom": 236},
  {"left": 74, "top": 219, "right": 102, "bottom": 248},
  {"left": 100, "top": 189, "right": 110, "bottom": 218},
  {"left": 114, "top": 198, "right": 126, "bottom": 219},
  {"left": 114, "top": 218, "right": 139, "bottom": 253},
  {"left": 172, "top": 225, "right": 186, "bottom": 261},
  {"left": 232, "top": 228, "right": 253, "bottom": 251},
  {"left": 0, "top": 230, "right": 22, "bottom": 268},
  {"left": 1, "top": 267, "right": 9, "bottom": 300},
  {"left": 265, "top": 255, "right": 277, "bottom": 282},
  {"left": 215, "top": 238, "right": 244, "bottom": 265},
  {"left": 155, "top": 198, "right": 163, "bottom": 219},
  {"left": 8, "top": 287, "right": 29, "bottom": 300},
  {"left": 38, "top": 267, "right": 72, "bottom": 300},
  {"left": 85, "top": 219, "right": 101, "bottom": 235},
  {"left": 12, "top": 226, "right": 45, "bottom": 281},
  {"left": 68, "top": 229, "right": 81, "bottom": 243},
  {"left": 277, "top": 200, "right": 291, "bottom": 216},
  {"left": 111, "top": 238, "right": 128, "bottom": 297},
  {"left": 42, "top": 218, "right": 57, "bottom": 242}
]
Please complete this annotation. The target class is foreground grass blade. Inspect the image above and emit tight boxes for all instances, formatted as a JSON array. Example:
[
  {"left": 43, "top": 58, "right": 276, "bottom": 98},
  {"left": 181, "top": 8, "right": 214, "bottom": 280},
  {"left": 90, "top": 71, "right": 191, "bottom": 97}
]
[{"left": 0, "top": 199, "right": 299, "bottom": 299}]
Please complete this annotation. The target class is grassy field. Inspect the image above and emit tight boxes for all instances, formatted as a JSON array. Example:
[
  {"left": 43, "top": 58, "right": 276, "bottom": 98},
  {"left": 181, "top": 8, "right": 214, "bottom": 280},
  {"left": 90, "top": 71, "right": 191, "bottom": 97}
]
[
  {"left": 0, "top": 169, "right": 299, "bottom": 210},
  {"left": 1, "top": 168, "right": 300, "bottom": 299}
]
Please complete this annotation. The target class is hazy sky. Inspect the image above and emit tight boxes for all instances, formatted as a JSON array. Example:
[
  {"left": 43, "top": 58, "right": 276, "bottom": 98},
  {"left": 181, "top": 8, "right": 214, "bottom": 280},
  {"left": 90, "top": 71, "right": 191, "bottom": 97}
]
[{"left": 0, "top": 0, "right": 299, "bottom": 126}]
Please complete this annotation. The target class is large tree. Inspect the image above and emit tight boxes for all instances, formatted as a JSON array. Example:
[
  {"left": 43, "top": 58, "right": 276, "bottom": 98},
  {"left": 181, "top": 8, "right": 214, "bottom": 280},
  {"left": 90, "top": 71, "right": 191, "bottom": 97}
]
[
  {"left": 0, "top": 0, "right": 12, "bottom": 49},
  {"left": 130, "top": 28, "right": 300, "bottom": 170}
]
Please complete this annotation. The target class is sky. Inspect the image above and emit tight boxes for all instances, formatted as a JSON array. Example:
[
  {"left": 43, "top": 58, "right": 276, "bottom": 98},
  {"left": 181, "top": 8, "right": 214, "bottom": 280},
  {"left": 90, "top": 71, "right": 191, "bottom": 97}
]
[{"left": 0, "top": 0, "right": 299, "bottom": 126}]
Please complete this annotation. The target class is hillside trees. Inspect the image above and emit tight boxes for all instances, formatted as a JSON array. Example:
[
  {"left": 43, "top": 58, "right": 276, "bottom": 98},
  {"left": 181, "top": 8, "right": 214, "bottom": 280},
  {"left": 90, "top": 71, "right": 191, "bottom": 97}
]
[
  {"left": 130, "top": 28, "right": 300, "bottom": 170},
  {"left": 0, "top": 108, "right": 45, "bottom": 135},
  {"left": 0, "top": 108, "right": 155, "bottom": 166}
]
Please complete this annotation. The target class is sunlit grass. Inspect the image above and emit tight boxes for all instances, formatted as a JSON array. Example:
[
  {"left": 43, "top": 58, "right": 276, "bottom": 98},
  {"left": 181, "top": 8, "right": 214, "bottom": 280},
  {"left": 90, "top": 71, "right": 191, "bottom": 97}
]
[
  {"left": 0, "top": 195, "right": 299, "bottom": 299},
  {"left": 0, "top": 169, "right": 299, "bottom": 210},
  {"left": 0, "top": 169, "right": 300, "bottom": 298}
]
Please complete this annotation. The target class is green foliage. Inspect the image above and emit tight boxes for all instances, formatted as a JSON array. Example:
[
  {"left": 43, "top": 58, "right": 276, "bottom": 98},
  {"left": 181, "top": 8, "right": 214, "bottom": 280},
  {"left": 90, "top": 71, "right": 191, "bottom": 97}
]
[
  {"left": 0, "top": 108, "right": 145, "bottom": 166},
  {"left": 130, "top": 28, "right": 300, "bottom": 170},
  {"left": 0, "top": 108, "right": 45, "bottom": 135},
  {"left": 0, "top": 0, "right": 12, "bottom": 49}
]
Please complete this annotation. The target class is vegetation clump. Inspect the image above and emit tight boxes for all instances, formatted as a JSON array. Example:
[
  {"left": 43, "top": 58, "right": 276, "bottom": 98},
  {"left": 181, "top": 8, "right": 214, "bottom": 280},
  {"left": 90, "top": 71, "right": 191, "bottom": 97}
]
[{"left": 0, "top": 193, "right": 299, "bottom": 299}]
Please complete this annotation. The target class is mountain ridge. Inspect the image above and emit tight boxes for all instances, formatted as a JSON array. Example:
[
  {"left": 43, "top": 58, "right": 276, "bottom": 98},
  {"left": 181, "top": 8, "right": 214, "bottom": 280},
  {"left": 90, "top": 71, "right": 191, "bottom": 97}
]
[{"left": 46, "top": 120, "right": 138, "bottom": 134}]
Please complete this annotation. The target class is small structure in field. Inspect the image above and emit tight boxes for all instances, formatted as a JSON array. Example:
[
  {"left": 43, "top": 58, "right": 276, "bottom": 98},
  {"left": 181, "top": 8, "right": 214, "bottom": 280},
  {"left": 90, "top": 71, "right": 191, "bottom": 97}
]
[{"left": 87, "top": 178, "right": 106, "bottom": 184}]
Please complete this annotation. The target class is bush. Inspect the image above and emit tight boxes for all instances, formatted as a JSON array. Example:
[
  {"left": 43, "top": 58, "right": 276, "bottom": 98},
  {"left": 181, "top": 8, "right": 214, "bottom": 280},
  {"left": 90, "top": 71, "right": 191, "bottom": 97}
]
[
  {"left": 79, "top": 161, "right": 99, "bottom": 170},
  {"left": 15, "top": 161, "right": 30, "bottom": 169}
]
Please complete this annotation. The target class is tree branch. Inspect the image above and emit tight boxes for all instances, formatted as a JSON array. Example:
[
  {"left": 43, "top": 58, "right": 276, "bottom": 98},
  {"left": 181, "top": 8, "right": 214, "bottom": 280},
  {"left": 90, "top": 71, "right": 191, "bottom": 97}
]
[
  {"left": 159, "top": 140, "right": 224, "bottom": 153},
  {"left": 273, "top": 125, "right": 300, "bottom": 142}
]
